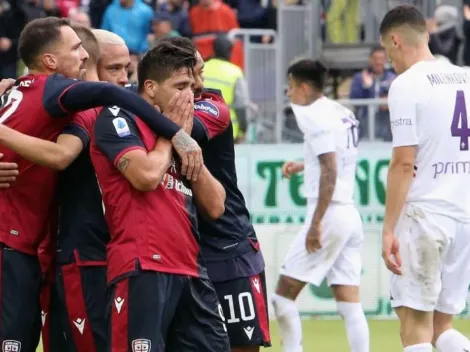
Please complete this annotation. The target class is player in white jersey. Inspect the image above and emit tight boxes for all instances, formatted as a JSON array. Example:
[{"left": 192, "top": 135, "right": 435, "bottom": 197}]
[
  {"left": 380, "top": 5, "right": 470, "bottom": 352},
  {"left": 271, "top": 59, "right": 369, "bottom": 352}
]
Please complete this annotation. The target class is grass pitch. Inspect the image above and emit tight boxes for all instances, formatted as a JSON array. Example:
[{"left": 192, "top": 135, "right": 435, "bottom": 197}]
[{"left": 36, "top": 318, "right": 470, "bottom": 351}]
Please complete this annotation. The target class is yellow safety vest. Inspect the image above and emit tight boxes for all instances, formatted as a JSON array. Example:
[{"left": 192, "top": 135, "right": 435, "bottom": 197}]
[{"left": 203, "top": 58, "right": 244, "bottom": 139}]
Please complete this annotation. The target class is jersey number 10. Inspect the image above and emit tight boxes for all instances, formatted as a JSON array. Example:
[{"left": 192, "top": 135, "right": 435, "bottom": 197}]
[{"left": 451, "top": 90, "right": 470, "bottom": 151}]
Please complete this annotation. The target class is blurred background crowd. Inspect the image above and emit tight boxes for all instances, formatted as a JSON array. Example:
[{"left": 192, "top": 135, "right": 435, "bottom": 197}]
[{"left": 0, "top": 0, "right": 467, "bottom": 143}]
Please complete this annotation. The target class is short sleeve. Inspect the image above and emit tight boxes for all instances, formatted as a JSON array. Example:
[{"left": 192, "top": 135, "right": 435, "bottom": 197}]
[
  {"left": 43, "top": 74, "right": 80, "bottom": 118},
  {"left": 305, "top": 126, "right": 336, "bottom": 156},
  {"left": 94, "top": 107, "right": 146, "bottom": 167},
  {"left": 62, "top": 109, "right": 97, "bottom": 147},
  {"left": 194, "top": 99, "right": 231, "bottom": 139},
  {"left": 388, "top": 78, "right": 419, "bottom": 147}
]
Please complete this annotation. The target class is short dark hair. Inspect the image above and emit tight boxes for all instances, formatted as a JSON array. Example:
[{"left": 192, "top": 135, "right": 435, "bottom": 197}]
[
  {"left": 379, "top": 5, "right": 426, "bottom": 36},
  {"left": 287, "top": 59, "right": 327, "bottom": 91},
  {"left": 138, "top": 37, "right": 196, "bottom": 91},
  {"left": 70, "top": 23, "right": 100, "bottom": 65},
  {"left": 18, "top": 17, "right": 71, "bottom": 69}
]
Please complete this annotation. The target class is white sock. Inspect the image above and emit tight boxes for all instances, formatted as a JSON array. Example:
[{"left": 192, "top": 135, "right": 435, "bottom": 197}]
[
  {"left": 271, "top": 293, "right": 303, "bottom": 352},
  {"left": 436, "top": 329, "right": 470, "bottom": 352},
  {"left": 337, "top": 302, "right": 370, "bottom": 352},
  {"left": 403, "top": 343, "right": 433, "bottom": 352}
]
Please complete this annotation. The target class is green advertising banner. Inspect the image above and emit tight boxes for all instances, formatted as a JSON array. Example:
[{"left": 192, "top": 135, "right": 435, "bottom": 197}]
[{"left": 235, "top": 142, "right": 391, "bottom": 226}]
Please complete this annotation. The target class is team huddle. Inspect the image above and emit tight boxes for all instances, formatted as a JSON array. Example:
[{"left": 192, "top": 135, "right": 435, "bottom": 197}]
[
  {"left": 0, "top": 16, "right": 269, "bottom": 352},
  {"left": 0, "top": 4, "right": 469, "bottom": 352}
]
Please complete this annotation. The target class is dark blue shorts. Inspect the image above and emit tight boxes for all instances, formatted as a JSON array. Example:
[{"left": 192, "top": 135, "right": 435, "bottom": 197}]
[
  {"left": 42, "top": 263, "right": 108, "bottom": 352},
  {"left": 108, "top": 271, "right": 230, "bottom": 352},
  {"left": 0, "top": 245, "right": 42, "bottom": 352},
  {"left": 213, "top": 271, "right": 271, "bottom": 348}
]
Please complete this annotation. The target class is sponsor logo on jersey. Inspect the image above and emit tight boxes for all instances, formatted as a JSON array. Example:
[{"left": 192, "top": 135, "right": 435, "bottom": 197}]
[
  {"left": 3, "top": 340, "right": 21, "bottom": 351},
  {"left": 132, "top": 339, "right": 151, "bottom": 352},
  {"left": 390, "top": 118, "right": 411, "bottom": 129},
  {"left": 114, "top": 297, "right": 125, "bottom": 314},
  {"left": 195, "top": 101, "right": 219, "bottom": 118},
  {"left": 113, "top": 117, "right": 131, "bottom": 137},
  {"left": 160, "top": 174, "right": 193, "bottom": 197},
  {"left": 432, "top": 160, "right": 470, "bottom": 178},
  {"left": 73, "top": 318, "right": 86, "bottom": 335}
]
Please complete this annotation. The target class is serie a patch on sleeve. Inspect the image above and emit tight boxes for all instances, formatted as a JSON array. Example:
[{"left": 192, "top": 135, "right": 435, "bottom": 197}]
[
  {"left": 112, "top": 117, "right": 131, "bottom": 137},
  {"left": 194, "top": 101, "right": 220, "bottom": 118}
]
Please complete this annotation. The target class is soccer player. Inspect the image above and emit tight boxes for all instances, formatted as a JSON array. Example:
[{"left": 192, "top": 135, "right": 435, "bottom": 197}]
[
  {"left": 0, "top": 29, "right": 196, "bottom": 352},
  {"left": 91, "top": 41, "right": 230, "bottom": 351},
  {"left": 270, "top": 59, "right": 369, "bottom": 352},
  {"left": 188, "top": 47, "right": 272, "bottom": 351},
  {"left": 0, "top": 17, "right": 202, "bottom": 351},
  {"left": 380, "top": 5, "right": 470, "bottom": 352}
]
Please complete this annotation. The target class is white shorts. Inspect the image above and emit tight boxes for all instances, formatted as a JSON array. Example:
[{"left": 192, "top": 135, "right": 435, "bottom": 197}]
[
  {"left": 279, "top": 202, "right": 363, "bottom": 287},
  {"left": 390, "top": 203, "right": 470, "bottom": 314}
]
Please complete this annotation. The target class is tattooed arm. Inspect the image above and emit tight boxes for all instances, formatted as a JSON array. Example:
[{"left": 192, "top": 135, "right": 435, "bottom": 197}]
[
  {"left": 115, "top": 139, "right": 173, "bottom": 192},
  {"left": 312, "top": 152, "right": 337, "bottom": 224},
  {"left": 94, "top": 111, "right": 172, "bottom": 192}
]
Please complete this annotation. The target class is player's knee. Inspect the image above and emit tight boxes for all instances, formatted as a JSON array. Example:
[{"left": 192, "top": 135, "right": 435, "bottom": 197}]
[
  {"left": 399, "top": 309, "right": 433, "bottom": 345},
  {"left": 274, "top": 275, "right": 304, "bottom": 300},
  {"left": 331, "top": 285, "right": 360, "bottom": 303},
  {"left": 336, "top": 301, "right": 365, "bottom": 323},
  {"left": 432, "top": 311, "right": 453, "bottom": 345}
]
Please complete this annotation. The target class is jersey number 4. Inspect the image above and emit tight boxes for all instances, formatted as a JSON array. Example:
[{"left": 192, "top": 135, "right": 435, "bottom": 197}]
[
  {"left": 0, "top": 90, "right": 23, "bottom": 124},
  {"left": 451, "top": 90, "right": 470, "bottom": 151}
]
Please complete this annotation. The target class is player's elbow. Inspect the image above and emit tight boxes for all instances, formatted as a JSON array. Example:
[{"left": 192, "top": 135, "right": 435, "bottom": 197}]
[
  {"left": 129, "top": 172, "right": 162, "bottom": 192},
  {"left": 206, "top": 188, "right": 226, "bottom": 220},
  {"left": 49, "top": 151, "right": 75, "bottom": 170}
]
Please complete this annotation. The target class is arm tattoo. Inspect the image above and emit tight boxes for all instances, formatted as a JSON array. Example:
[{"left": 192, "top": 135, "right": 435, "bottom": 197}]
[
  {"left": 172, "top": 130, "right": 197, "bottom": 152},
  {"left": 117, "top": 157, "right": 130, "bottom": 173},
  {"left": 313, "top": 152, "right": 337, "bottom": 224}
]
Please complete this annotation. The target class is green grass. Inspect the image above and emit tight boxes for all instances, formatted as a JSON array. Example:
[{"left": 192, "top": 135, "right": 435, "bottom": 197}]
[{"left": 36, "top": 319, "right": 470, "bottom": 351}]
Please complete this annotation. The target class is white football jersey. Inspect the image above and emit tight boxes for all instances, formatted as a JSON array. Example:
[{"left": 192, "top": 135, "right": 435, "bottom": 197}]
[
  {"left": 389, "top": 60, "right": 470, "bottom": 222},
  {"left": 291, "top": 97, "right": 359, "bottom": 204}
]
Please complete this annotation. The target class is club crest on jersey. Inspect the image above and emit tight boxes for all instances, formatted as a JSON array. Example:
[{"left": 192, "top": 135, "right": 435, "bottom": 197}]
[
  {"left": 194, "top": 101, "right": 219, "bottom": 118},
  {"left": 132, "top": 339, "right": 151, "bottom": 352},
  {"left": 112, "top": 117, "right": 131, "bottom": 137},
  {"left": 2, "top": 340, "right": 21, "bottom": 352}
]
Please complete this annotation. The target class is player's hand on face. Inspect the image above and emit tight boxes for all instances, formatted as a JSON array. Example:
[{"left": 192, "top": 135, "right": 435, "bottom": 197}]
[
  {"left": 281, "top": 161, "right": 303, "bottom": 179},
  {"left": 0, "top": 78, "right": 15, "bottom": 96},
  {"left": 306, "top": 223, "right": 321, "bottom": 253},
  {"left": 382, "top": 229, "right": 402, "bottom": 275},
  {"left": 165, "top": 91, "right": 191, "bottom": 128},
  {"left": 181, "top": 91, "right": 194, "bottom": 135},
  {"left": 0, "top": 153, "right": 19, "bottom": 188},
  {"left": 465, "top": 5, "right": 470, "bottom": 20},
  {"left": 171, "top": 130, "right": 203, "bottom": 182}
]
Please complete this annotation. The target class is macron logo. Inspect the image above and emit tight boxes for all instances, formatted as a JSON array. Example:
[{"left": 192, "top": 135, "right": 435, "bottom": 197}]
[
  {"left": 73, "top": 318, "right": 85, "bottom": 335},
  {"left": 243, "top": 326, "right": 254, "bottom": 340},
  {"left": 194, "top": 101, "right": 219, "bottom": 118},
  {"left": 41, "top": 310, "right": 47, "bottom": 327},
  {"left": 115, "top": 297, "right": 125, "bottom": 314},
  {"left": 252, "top": 278, "right": 260, "bottom": 293},
  {"left": 108, "top": 106, "right": 120, "bottom": 116}
]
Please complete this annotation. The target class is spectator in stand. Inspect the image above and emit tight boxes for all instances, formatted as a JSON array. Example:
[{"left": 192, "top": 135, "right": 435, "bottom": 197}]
[
  {"left": 147, "top": 12, "right": 180, "bottom": 48},
  {"left": 101, "top": 0, "right": 153, "bottom": 55},
  {"left": 428, "top": 5, "right": 461, "bottom": 64},
  {"left": 17, "top": 0, "right": 60, "bottom": 22},
  {"left": 349, "top": 46, "right": 396, "bottom": 141},
  {"left": 0, "top": 0, "right": 22, "bottom": 79},
  {"left": 158, "top": 0, "right": 191, "bottom": 37},
  {"left": 68, "top": 8, "right": 92, "bottom": 27},
  {"left": 189, "top": 0, "right": 238, "bottom": 60},
  {"left": 204, "top": 35, "right": 249, "bottom": 143},
  {"left": 226, "top": 0, "right": 267, "bottom": 30},
  {"left": 89, "top": 0, "right": 111, "bottom": 28}
]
